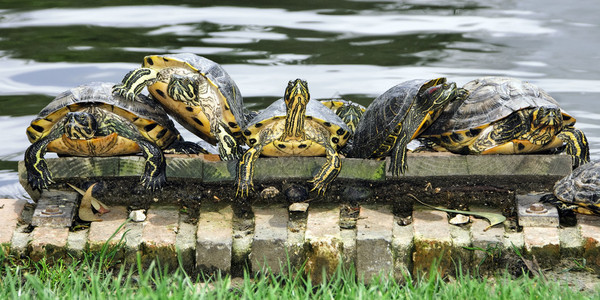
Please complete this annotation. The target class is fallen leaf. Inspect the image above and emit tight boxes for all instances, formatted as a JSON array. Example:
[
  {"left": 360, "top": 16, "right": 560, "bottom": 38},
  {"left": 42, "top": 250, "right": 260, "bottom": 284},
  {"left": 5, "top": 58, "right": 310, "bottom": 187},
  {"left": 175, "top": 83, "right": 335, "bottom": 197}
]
[
  {"left": 78, "top": 183, "right": 102, "bottom": 222},
  {"left": 69, "top": 183, "right": 111, "bottom": 222},
  {"left": 408, "top": 194, "right": 506, "bottom": 231}
]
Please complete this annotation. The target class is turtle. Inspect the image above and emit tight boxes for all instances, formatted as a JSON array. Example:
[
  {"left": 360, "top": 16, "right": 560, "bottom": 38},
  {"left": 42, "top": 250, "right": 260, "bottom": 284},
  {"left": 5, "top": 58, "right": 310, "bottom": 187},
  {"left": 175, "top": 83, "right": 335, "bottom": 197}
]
[
  {"left": 236, "top": 79, "right": 350, "bottom": 197},
  {"left": 320, "top": 99, "right": 366, "bottom": 154},
  {"left": 346, "top": 78, "right": 467, "bottom": 176},
  {"left": 320, "top": 99, "right": 366, "bottom": 134},
  {"left": 419, "top": 77, "right": 590, "bottom": 168},
  {"left": 24, "top": 82, "right": 206, "bottom": 191},
  {"left": 112, "top": 53, "right": 251, "bottom": 160},
  {"left": 541, "top": 160, "right": 600, "bottom": 215}
]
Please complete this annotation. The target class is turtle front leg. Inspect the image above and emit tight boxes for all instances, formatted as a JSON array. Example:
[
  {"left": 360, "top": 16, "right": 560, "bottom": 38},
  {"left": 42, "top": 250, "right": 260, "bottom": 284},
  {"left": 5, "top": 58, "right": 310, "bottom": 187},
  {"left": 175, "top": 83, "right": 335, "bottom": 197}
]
[
  {"left": 389, "top": 130, "right": 409, "bottom": 176},
  {"left": 24, "top": 129, "right": 63, "bottom": 191},
  {"left": 105, "top": 117, "right": 167, "bottom": 190},
  {"left": 308, "top": 142, "right": 341, "bottom": 195},
  {"left": 112, "top": 68, "right": 158, "bottom": 101},
  {"left": 236, "top": 144, "right": 262, "bottom": 198},
  {"left": 135, "top": 139, "right": 167, "bottom": 191},
  {"left": 557, "top": 126, "right": 590, "bottom": 169}
]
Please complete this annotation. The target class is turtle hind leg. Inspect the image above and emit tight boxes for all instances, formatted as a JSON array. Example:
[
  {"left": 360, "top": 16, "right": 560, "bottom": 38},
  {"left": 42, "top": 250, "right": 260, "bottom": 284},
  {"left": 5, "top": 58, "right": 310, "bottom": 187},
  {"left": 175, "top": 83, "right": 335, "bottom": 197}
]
[
  {"left": 164, "top": 139, "right": 209, "bottom": 155},
  {"left": 112, "top": 68, "right": 158, "bottom": 101},
  {"left": 540, "top": 193, "right": 577, "bottom": 214},
  {"left": 557, "top": 126, "right": 590, "bottom": 169},
  {"left": 215, "top": 122, "right": 243, "bottom": 161}
]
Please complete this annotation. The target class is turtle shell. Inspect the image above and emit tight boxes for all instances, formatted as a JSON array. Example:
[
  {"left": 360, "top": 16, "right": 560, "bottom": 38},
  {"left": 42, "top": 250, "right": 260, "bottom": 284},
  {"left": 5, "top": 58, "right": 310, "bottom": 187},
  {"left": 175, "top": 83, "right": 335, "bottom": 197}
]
[
  {"left": 554, "top": 160, "right": 600, "bottom": 208},
  {"left": 243, "top": 99, "right": 350, "bottom": 153},
  {"left": 142, "top": 53, "right": 248, "bottom": 143},
  {"left": 350, "top": 78, "right": 445, "bottom": 158},
  {"left": 423, "top": 77, "right": 575, "bottom": 136},
  {"left": 26, "top": 82, "right": 179, "bottom": 150}
]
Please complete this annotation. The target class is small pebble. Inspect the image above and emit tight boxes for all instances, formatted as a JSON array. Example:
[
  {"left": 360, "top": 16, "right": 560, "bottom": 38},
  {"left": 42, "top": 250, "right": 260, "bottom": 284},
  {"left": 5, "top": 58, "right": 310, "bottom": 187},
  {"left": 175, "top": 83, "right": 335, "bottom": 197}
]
[
  {"left": 449, "top": 213, "right": 470, "bottom": 225},
  {"left": 129, "top": 209, "right": 146, "bottom": 222},
  {"left": 260, "top": 186, "right": 280, "bottom": 199},
  {"left": 289, "top": 202, "right": 309, "bottom": 213}
]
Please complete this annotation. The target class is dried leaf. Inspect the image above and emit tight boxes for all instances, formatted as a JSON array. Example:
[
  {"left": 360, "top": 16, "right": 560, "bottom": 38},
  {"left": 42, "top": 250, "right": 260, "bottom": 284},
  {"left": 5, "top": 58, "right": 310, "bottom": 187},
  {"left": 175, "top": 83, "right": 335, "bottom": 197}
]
[
  {"left": 69, "top": 183, "right": 111, "bottom": 216},
  {"left": 67, "top": 183, "right": 86, "bottom": 195},
  {"left": 91, "top": 197, "right": 111, "bottom": 215},
  {"left": 408, "top": 194, "right": 506, "bottom": 231}
]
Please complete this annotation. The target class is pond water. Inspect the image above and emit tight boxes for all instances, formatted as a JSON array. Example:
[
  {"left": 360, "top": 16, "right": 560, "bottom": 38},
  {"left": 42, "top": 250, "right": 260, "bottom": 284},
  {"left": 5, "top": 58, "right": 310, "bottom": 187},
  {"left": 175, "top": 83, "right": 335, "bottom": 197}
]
[{"left": 1, "top": 0, "right": 599, "bottom": 200}]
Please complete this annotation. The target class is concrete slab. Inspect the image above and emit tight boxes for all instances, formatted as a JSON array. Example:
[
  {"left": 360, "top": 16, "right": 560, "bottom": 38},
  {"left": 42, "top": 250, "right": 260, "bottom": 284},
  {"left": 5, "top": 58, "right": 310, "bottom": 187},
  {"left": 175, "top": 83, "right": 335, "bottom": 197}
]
[{"left": 517, "top": 194, "right": 559, "bottom": 227}]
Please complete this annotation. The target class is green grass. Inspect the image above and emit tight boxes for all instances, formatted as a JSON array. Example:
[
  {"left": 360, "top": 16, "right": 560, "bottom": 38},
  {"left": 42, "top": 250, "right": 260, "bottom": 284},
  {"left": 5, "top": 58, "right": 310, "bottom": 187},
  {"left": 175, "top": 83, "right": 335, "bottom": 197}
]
[{"left": 0, "top": 243, "right": 598, "bottom": 300}]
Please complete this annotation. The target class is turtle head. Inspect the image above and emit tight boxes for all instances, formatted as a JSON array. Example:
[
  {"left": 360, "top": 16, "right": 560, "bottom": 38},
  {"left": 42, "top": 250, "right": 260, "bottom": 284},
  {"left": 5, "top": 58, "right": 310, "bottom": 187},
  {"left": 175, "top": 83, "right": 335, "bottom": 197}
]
[
  {"left": 167, "top": 74, "right": 200, "bottom": 104},
  {"left": 426, "top": 82, "right": 457, "bottom": 103},
  {"left": 64, "top": 112, "right": 97, "bottom": 140},
  {"left": 532, "top": 106, "right": 562, "bottom": 128},
  {"left": 284, "top": 79, "right": 310, "bottom": 109},
  {"left": 523, "top": 106, "right": 563, "bottom": 145},
  {"left": 283, "top": 79, "right": 310, "bottom": 138}
]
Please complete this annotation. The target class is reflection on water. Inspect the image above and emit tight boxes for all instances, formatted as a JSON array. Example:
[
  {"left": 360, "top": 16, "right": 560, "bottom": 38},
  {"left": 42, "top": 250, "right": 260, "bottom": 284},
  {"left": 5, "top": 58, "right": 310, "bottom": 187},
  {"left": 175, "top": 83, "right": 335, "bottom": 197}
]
[{"left": 1, "top": 1, "right": 599, "bottom": 199}]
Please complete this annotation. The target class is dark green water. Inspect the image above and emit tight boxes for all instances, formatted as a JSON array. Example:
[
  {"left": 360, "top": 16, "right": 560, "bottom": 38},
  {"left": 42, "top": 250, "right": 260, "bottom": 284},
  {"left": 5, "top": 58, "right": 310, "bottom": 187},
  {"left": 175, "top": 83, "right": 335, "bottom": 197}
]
[{"left": 1, "top": 1, "right": 599, "bottom": 199}]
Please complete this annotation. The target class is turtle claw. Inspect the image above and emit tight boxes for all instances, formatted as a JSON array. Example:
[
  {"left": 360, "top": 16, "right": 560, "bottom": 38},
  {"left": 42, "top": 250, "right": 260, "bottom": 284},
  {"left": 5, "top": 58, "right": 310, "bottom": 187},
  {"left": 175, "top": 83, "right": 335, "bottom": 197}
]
[
  {"left": 235, "top": 182, "right": 253, "bottom": 198},
  {"left": 308, "top": 179, "right": 329, "bottom": 196},
  {"left": 140, "top": 173, "right": 166, "bottom": 191},
  {"left": 27, "top": 161, "right": 54, "bottom": 192}
]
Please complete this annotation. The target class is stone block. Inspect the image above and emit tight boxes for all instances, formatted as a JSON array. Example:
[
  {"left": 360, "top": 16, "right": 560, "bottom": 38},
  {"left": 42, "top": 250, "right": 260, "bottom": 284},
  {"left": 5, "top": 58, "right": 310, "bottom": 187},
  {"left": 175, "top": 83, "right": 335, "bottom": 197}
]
[
  {"left": 196, "top": 203, "right": 233, "bottom": 273},
  {"left": 305, "top": 204, "right": 341, "bottom": 283},
  {"left": 250, "top": 205, "right": 288, "bottom": 274},
  {"left": 0, "top": 199, "right": 27, "bottom": 247},
  {"left": 412, "top": 208, "right": 453, "bottom": 276},
  {"left": 449, "top": 223, "right": 472, "bottom": 268},
  {"left": 141, "top": 206, "right": 179, "bottom": 268},
  {"left": 176, "top": 214, "right": 197, "bottom": 274},
  {"left": 30, "top": 226, "right": 69, "bottom": 262},
  {"left": 88, "top": 206, "right": 131, "bottom": 252},
  {"left": 356, "top": 205, "right": 394, "bottom": 282},
  {"left": 67, "top": 229, "right": 88, "bottom": 260},
  {"left": 577, "top": 215, "right": 600, "bottom": 268},
  {"left": 392, "top": 218, "right": 413, "bottom": 282},
  {"left": 559, "top": 226, "right": 584, "bottom": 257},
  {"left": 470, "top": 210, "right": 505, "bottom": 274},
  {"left": 523, "top": 226, "right": 560, "bottom": 266}
]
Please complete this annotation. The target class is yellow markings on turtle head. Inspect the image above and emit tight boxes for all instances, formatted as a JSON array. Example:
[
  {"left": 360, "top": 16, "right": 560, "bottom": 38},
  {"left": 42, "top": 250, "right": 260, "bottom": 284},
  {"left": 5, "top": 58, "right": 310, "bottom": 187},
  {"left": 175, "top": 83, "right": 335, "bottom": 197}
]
[{"left": 282, "top": 79, "right": 310, "bottom": 140}]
